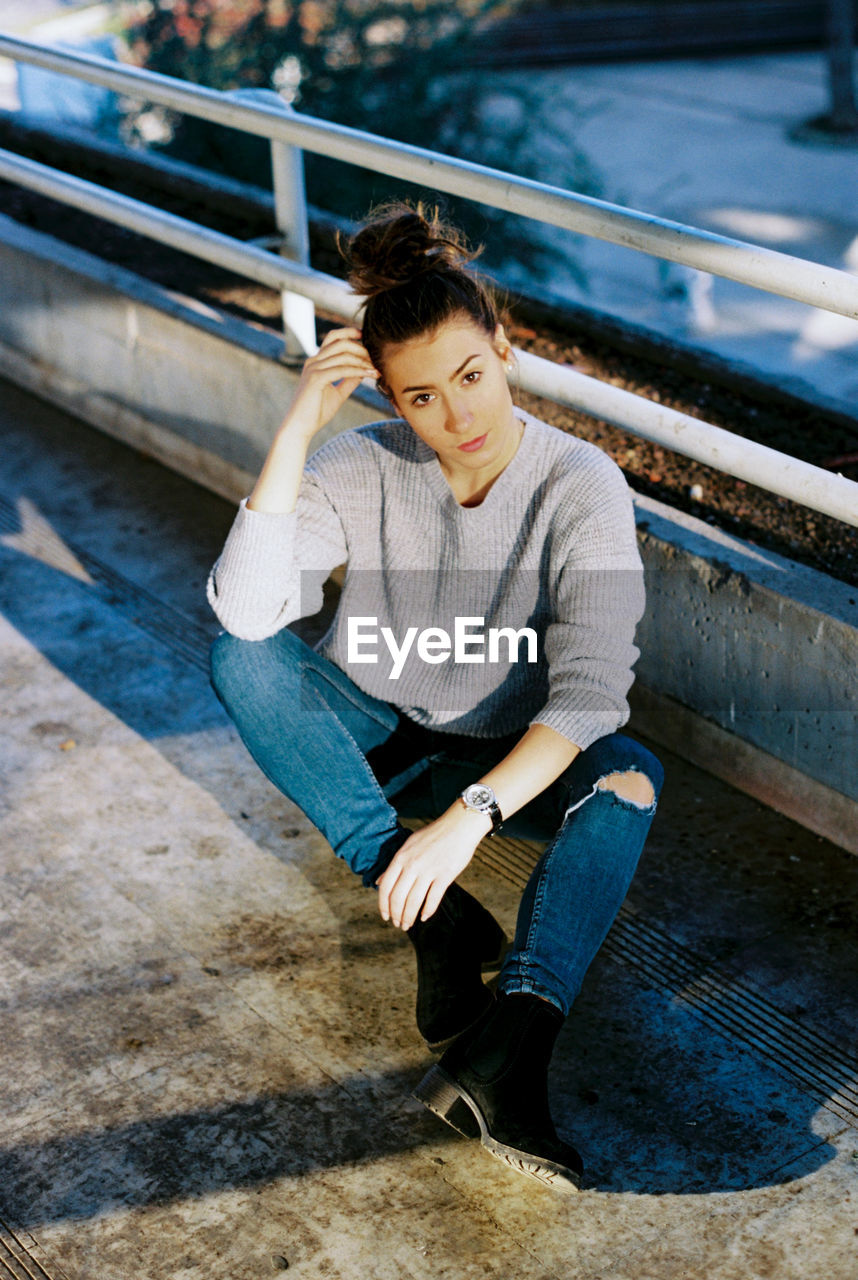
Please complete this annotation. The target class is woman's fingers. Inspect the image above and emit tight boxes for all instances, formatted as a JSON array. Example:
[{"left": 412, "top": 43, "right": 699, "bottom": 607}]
[
  {"left": 375, "top": 855, "right": 406, "bottom": 924},
  {"left": 336, "top": 376, "right": 363, "bottom": 396},
  {"left": 383, "top": 867, "right": 438, "bottom": 932},
  {"left": 304, "top": 340, "right": 375, "bottom": 370},
  {"left": 320, "top": 325, "right": 363, "bottom": 342},
  {"left": 376, "top": 849, "right": 423, "bottom": 929},
  {"left": 401, "top": 881, "right": 437, "bottom": 932},
  {"left": 302, "top": 347, "right": 379, "bottom": 392},
  {"left": 376, "top": 832, "right": 467, "bottom": 930},
  {"left": 417, "top": 878, "right": 448, "bottom": 924},
  {"left": 306, "top": 352, "right": 378, "bottom": 380},
  {"left": 315, "top": 327, "right": 376, "bottom": 365}
]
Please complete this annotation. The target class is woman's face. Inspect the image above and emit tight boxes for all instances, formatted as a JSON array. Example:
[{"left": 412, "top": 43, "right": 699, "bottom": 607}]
[{"left": 380, "top": 317, "right": 518, "bottom": 480}]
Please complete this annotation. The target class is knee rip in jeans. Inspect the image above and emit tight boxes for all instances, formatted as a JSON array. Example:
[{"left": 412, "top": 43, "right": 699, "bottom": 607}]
[
  {"left": 564, "top": 767, "right": 657, "bottom": 817},
  {"left": 597, "top": 769, "right": 656, "bottom": 808}
]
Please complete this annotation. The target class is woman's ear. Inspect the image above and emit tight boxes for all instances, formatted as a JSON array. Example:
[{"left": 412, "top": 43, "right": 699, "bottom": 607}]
[{"left": 493, "top": 322, "right": 513, "bottom": 366}]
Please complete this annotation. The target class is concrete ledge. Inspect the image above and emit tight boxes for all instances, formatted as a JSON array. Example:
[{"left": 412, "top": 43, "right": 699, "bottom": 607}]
[
  {"left": 630, "top": 682, "right": 858, "bottom": 857},
  {"left": 0, "top": 211, "right": 855, "bottom": 853},
  {"left": 632, "top": 492, "right": 857, "bottom": 814}
]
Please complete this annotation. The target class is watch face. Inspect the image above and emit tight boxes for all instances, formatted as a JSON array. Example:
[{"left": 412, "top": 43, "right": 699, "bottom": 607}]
[{"left": 465, "top": 784, "right": 494, "bottom": 809}]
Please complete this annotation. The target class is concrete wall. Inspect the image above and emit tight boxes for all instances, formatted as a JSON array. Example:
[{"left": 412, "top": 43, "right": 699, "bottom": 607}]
[
  {"left": 0, "top": 213, "right": 855, "bottom": 854},
  {"left": 630, "top": 494, "right": 857, "bottom": 853},
  {"left": 0, "top": 214, "right": 383, "bottom": 501}
]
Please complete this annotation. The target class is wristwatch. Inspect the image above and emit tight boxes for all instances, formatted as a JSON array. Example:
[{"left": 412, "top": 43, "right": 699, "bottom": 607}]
[{"left": 459, "top": 783, "right": 504, "bottom": 836}]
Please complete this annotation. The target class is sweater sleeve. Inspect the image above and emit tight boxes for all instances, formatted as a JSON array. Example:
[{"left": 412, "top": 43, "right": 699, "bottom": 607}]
[
  {"left": 206, "top": 467, "right": 348, "bottom": 641},
  {"left": 529, "top": 454, "right": 645, "bottom": 751}
]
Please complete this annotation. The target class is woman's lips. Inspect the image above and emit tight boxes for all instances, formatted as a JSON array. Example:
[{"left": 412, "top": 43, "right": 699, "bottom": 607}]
[{"left": 458, "top": 433, "right": 488, "bottom": 453}]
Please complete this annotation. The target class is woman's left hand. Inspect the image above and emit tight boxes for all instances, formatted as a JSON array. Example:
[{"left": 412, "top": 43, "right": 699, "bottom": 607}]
[{"left": 375, "top": 807, "right": 490, "bottom": 931}]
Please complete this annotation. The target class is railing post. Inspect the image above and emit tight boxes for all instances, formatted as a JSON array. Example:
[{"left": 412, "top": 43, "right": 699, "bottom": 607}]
[
  {"left": 827, "top": 0, "right": 858, "bottom": 132},
  {"left": 229, "top": 88, "right": 317, "bottom": 357}
]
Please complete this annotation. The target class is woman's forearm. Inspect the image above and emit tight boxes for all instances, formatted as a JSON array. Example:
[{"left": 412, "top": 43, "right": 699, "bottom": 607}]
[
  {"left": 434, "top": 723, "right": 581, "bottom": 844},
  {"left": 468, "top": 722, "right": 581, "bottom": 831},
  {"left": 247, "top": 422, "right": 312, "bottom": 514}
]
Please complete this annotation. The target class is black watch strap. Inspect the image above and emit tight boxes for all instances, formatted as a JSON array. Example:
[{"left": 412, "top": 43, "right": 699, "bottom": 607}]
[
  {"left": 484, "top": 799, "right": 503, "bottom": 837},
  {"left": 460, "top": 784, "right": 504, "bottom": 836}
]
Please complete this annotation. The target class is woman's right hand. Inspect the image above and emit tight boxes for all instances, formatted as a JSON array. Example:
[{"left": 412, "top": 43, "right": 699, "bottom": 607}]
[
  {"left": 283, "top": 326, "right": 380, "bottom": 442},
  {"left": 247, "top": 327, "right": 379, "bottom": 514}
]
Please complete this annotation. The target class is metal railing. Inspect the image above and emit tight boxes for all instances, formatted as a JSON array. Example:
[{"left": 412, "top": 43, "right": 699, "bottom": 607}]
[{"left": 0, "top": 33, "right": 856, "bottom": 528}]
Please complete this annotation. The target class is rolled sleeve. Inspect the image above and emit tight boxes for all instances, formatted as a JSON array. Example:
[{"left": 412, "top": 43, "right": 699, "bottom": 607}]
[
  {"left": 530, "top": 561, "right": 645, "bottom": 750},
  {"left": 529, "top": 455, "right": 645, "bottom": 750},
  {"left": 206, "top": 471, "right": 348, "bottom": 640}
]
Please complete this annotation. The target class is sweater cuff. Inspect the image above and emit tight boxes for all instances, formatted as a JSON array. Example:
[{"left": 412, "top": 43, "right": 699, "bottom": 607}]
[
  {"left": 529, "top": 688, "right": 631, "bottom": 753},
  {"left": 206, "top": 499, "right": 298, "bottom": 637},
  {"left": 233, "top": 495, "right": 297, "bottom": 534}
]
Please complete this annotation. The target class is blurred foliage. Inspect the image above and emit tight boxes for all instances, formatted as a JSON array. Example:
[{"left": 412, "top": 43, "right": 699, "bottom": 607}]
[{"left": 119, "top": 0, "right": 604, "bottom": 283}]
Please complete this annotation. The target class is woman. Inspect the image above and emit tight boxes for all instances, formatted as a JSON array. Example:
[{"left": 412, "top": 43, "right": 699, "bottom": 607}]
[{"left": 208, "top": 203, "right": 663, "bottom": 1193}]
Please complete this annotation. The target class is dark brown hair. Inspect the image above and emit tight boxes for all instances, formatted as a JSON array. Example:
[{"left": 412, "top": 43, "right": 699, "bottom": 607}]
[{"left": 339, "top": 202, "right": 503, "bottom": 382}]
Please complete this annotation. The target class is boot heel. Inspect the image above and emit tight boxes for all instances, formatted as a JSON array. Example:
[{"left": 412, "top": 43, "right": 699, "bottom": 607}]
[{"left": 413, "top": 1067, "right": 480, "bottom": 1139}]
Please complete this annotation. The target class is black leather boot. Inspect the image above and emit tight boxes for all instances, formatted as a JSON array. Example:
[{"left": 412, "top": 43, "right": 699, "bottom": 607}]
[
  {"left": 413, "top": 991, "right": 583, "bottom": 1192},
  {"left": 407, "top": 882, "right": 508, "bottom": 1052}
]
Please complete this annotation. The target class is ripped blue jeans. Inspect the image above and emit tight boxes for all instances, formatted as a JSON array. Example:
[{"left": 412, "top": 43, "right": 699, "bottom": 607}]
[{"left": 210, "top": 626, "right": 664, "bottom": 1016}]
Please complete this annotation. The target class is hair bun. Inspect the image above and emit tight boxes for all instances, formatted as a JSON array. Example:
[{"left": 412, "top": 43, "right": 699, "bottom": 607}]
[{"left": 342, "top": 202, "right": 479, "bottom": 298}]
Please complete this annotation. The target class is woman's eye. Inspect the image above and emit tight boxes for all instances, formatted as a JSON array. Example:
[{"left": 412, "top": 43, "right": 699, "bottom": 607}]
[
  {"left": 411, "top": 393, "right": 433, "bottom": 407},
  {"left": 462, "top": 370, "right": 482, "bottom": 385}
]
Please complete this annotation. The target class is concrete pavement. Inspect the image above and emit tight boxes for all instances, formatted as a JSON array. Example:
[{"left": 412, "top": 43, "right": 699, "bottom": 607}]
[{"left": 2, "top": 381, "right": 858, "bottom": 1277}]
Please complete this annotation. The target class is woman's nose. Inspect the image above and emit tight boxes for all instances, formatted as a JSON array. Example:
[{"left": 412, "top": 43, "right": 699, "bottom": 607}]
[{"left": 445, "top": 400, "right": 474, "bottom": 433}]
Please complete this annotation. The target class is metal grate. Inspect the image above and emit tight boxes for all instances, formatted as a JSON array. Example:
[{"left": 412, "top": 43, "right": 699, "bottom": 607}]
[
  {"left": 0, "top": 1218, "right": 65, "bottom": 1280},
  {"left": 473, "top": 835, "right": 858, "bottom": 1126}
]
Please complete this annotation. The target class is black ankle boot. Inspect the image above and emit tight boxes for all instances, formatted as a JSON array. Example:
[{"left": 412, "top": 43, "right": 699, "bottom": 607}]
[
  {"left": 407, "top": 883, "right": 507, "bottom": 1052},
  {"left": 413, "top": 991, "right": 583, "bottom": 1192}
]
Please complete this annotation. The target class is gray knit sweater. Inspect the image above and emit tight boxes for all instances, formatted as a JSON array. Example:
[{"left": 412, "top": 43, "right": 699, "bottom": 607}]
[{"left": 207, "top": 409, "right": 645, "bottom": 750}]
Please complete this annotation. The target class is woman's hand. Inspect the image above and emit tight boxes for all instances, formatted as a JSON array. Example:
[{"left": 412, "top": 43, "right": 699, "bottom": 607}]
[
  {"left": 375, "top": 726, "right": 582, "bottom": 931},
  {"left": 284, "top": 326, "right": 379, "bottom": 443},
  {"left": 247, "top": 327, "right": 379, "bottom": 513},
  {"left": 375, "top": 806, "right": 490, "bottom": 931}
]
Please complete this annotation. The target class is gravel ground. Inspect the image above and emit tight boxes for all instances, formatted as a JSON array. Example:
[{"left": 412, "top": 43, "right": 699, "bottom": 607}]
[
  {"left": 1, "top": 160, "right": 856, "bottom": 587},
  {"left": 507, "top": 317, "right": 858, "bottom": 588}
]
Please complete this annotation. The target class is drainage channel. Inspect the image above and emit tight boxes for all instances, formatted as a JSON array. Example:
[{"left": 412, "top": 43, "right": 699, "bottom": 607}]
[
  {"left": 478, "top": 837, "right": 858, "bottom": 1128},
  {"left": 0, "top": 1217, "right": 66, "bottom": 1280},
  {"left": 2, "top": 489, "right": 856, "bottom": 1128}
]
